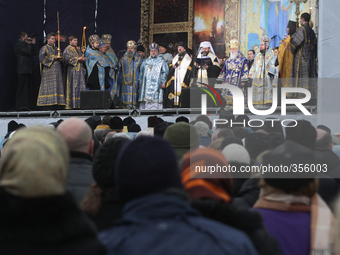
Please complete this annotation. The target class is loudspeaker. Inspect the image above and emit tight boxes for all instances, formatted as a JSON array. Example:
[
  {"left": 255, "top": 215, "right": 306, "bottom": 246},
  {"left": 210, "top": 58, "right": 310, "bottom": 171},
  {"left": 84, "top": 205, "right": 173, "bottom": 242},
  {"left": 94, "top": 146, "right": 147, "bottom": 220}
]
[{"left": 80, "top": 90, "right": 112, "bottom": 109}]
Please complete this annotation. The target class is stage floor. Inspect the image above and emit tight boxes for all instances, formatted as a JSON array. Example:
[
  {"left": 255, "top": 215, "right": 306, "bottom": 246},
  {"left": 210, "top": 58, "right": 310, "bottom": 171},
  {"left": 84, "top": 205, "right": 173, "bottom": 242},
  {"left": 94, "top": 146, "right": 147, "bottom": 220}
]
[{"left": 0, "top": 106, "right": 318, "bottom": 137}]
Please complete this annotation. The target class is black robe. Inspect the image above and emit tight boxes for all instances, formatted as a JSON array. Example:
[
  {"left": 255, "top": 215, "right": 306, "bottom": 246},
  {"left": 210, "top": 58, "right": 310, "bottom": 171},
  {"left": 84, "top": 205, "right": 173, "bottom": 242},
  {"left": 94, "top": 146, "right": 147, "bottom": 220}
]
[
  {"left": 86, "top": 64, "right": 111, "bottom": 90},
  {"left": 163, "top": 53, "right": 194, "bottom": 108}
]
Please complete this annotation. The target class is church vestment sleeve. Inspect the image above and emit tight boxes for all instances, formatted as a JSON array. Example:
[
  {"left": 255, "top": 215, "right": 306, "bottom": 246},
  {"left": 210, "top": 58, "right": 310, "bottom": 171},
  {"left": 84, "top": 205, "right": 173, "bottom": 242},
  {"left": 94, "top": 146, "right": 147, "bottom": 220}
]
[
  {"left": 217, "top": 62, "right": 227, "bottom": 80},
  {"left": 240, "top": 59, "right": 249, "bottom": 82},
  {"left": 166, "top": 65, "right": 176, "bottom": 88},
  {"left": 290, "top": 27, "right": 305, "bottom": 54},
  {"left": 161, "top": 60, "right": 169, "bottom": 85},
  {"left": 39, "top": 46, "right": 55, "bottom": 67},
  {"left": 138, "top": 60, "right": 146, "bottom": 87},
  {"left": 117, "top": 59, "right": 123, "bottom": 96},
  {"left": 63, "top": 47, "right": 79, "bottom": 67}
]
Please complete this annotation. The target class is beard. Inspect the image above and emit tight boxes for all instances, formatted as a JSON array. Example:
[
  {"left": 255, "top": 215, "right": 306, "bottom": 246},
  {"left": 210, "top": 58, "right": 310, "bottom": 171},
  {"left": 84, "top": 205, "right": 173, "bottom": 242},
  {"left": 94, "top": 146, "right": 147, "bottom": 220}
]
[
  {"left": 202, "top": 51, "right": 209, "bottom": 56},
  {"left": 260, "top": 49, "right": 266, "bottom": 55},
  {"left": 151, "top": 54, "right": 157, "bottom": 58},
  {"left": 127, "top": 50, "right": 134, "bottom": 58},
  {"left": 229, "top": 51, "right": 238, "bottom": 60}
]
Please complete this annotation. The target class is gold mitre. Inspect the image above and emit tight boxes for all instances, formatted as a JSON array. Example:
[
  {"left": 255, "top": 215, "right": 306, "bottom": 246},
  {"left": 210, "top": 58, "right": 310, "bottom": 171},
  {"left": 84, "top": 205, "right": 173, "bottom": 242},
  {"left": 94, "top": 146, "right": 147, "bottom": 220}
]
[
  {"left": 126, "top": 40, "right": 137, "bottom": 48},
  {"left": 260, "top": 35, "right": 271, "bottom": 45},
  {"left": 229, "top": 39, "right": 240, "bottom": 49},
  {"left": 101, "top": 34, "right": 112, "bottom": 44}
]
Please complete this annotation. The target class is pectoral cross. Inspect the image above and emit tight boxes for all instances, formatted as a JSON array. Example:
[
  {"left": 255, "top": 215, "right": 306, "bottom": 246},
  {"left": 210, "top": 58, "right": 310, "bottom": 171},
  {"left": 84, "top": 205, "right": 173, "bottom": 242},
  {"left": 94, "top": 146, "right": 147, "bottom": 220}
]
[{"left": 149, "top": 65, "right": 153, "bottom": 70}]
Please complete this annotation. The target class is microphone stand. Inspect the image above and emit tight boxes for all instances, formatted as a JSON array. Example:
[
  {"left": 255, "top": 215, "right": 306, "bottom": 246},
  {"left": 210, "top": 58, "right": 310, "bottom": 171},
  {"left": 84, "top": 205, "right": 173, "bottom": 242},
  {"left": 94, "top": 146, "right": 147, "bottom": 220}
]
[
  {"left": 131, "top": 55, "right": 135, "bottom": 109},
  {"left": 262, "top": 41, "right": 266, "bottom": 107}
]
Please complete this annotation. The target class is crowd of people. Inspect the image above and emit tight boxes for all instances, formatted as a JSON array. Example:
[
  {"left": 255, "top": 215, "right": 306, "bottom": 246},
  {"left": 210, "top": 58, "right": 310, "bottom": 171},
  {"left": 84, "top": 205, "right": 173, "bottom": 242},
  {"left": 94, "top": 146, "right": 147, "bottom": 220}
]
[{"left": 0, "top": 113, "right": 339, "bottom": 254}]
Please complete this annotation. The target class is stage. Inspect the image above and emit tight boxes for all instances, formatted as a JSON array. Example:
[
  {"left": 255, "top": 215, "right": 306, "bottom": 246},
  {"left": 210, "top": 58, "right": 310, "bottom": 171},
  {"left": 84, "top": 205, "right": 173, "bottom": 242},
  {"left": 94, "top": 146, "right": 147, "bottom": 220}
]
[{"left": 0, "top": 105, "right": 318, "bottom": 137}]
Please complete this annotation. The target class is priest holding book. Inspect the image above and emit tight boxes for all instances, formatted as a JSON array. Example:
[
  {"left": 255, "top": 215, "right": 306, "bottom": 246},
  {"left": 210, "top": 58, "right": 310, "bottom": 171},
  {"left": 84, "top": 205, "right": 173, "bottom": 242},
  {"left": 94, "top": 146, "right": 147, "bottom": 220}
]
[{"left": 194, "top": 41, "right": 221, "bottom": 86}]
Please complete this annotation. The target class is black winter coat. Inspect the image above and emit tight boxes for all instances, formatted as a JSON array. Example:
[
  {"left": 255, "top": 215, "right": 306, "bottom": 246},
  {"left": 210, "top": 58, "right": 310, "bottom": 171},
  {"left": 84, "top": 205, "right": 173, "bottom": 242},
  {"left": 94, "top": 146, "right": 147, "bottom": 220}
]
[
  {"left": 14, "top": 39, "right": 37, "bottom": 74},
  {"left": 0, "top": 188, "right": 106, "bottom": 255}
]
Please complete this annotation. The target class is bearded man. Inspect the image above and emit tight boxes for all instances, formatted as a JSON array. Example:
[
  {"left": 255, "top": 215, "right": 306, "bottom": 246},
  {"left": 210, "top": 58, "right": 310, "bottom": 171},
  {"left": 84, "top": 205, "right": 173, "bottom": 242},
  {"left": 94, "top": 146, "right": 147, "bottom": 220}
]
[
  {"left": 249, "top": 35, "right": 278, "bottom": 105},
  {"left": 163, "top": 41, "right": 193, "bottom": 108},
  {"left": 117, "top": 40, "right": 143, "bottom": 108},
  {"left": 217, "top": 39, "right": 248, "bottom": 105},
  {"left": 138, "top": 43, "right": 169, "bottom": 110},
  {"left": 194, "top": 41, "right": 221, "bottom": 86}
]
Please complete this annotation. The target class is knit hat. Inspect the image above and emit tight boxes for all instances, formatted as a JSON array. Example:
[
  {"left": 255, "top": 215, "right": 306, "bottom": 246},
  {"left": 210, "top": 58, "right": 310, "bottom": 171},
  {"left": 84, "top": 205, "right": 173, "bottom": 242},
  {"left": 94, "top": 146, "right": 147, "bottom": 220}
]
[
  {"left": 194, "top": 121, "right": 209, "bottom": 137},
  {"left": 176, "top": 116, "right": 189, "bottom": 123},
  {"left": 317, "top": 124, "right": 331, "bottom": 134},
  {"left": 180, "top": 148, "right": 233, "bottom": 203},
  {"left": 244, "top": 133, "right": 271, "bottom": 159},
  {"left": 109, "top": 116, "right": 123, "bottom": 130},
  {"left": 7, "top": 120, "right": 19, "bottom": 133},
  {"left": 285, "top": 120, "right": 316, "bottom": 150},
  {"left": 93, "top": 137, "right": 129, "bottom": 189},
  {"left": 163, "top": 122, "right": 200, "bottom": 163},
  {"left": 154, "top": 122, "right": 173, "bottom": 138},
  {"left": 85, "top": 118, "right": 97, "bottom": 132},
  {"left": 196, "top": 115, "right": 211, "bottom": 129},
  {"left": 147, "top": 116, "right": 163, "bottom": 127},
  {"left": 262, "top": 140, "right": 316, "bottom": 192},
  {"left": 137, "top": 45, "right": 145, "bottom": 52},
  {"left": 116, "top": 136, "right": 183, "bottom": 203},
  {"left": 222, "top": 144, "right": 250, "bottom": 165},
  {"left": 221, "top": 136, "right": 243, "bottom": 150},
  {"left": 128, "top": 123, "right": 141, "bottom": 132},
  {"left": 123, "top": 117, "right": 136, "bottom": 127}
]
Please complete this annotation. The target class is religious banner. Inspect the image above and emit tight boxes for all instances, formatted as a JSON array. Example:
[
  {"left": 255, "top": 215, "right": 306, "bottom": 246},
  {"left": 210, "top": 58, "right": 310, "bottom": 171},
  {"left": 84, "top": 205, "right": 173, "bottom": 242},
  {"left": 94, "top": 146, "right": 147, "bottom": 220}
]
[{"left": 193, "top": 0, "right": 225, "bottom": 59}]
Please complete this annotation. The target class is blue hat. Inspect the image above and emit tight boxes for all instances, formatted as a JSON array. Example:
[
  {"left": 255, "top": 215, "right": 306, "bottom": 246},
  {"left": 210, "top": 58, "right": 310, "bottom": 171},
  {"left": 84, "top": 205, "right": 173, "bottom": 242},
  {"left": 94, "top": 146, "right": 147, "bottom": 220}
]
[
  {"left": 149, "top": 42, "right": 159, "bottom": 51},
  {"left": 116, "top": 136, "right": 182, "bottom": 203},
  {"left": 99, "top": 39, "right": 106, "bottom": 49}
]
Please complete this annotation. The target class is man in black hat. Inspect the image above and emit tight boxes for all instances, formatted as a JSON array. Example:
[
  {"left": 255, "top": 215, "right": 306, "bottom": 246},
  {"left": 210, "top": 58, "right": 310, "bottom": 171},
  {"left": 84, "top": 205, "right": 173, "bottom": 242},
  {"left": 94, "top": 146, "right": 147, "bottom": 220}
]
[
  {"left": 158, "top": 42, "right": 173, "bottom": 65},
  {"left": 163, "top": 41, "right": 193, "bottom": 108},
  {"left": 137, "top": 45, "right": 145, "bottom": 59}
]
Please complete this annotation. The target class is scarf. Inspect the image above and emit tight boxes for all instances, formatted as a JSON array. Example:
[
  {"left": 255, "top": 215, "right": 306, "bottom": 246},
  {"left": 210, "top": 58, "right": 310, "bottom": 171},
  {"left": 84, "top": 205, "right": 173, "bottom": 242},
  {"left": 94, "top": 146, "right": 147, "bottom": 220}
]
[{"left": 254, "top": 189, "right": 334, "bottom": 255}]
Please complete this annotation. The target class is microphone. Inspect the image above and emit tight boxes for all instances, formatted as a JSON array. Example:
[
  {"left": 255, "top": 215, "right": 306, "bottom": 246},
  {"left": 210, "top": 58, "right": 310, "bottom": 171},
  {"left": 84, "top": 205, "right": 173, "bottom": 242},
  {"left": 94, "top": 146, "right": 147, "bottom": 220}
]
[
  {"left": 271, "top": 35, "right": 277, "bottom": 39},
  {"left": 132, "top": 56, "right": 135, "bottom": 61}
]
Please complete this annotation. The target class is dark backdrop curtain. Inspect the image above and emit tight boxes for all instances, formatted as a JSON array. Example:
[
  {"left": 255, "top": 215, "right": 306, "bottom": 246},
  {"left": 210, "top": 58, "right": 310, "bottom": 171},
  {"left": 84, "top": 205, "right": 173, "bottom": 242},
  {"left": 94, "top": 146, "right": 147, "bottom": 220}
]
[
  {"left": 45, "top": 0, "right": 96, "bottom": 53},
  {"left": 0, "top": 0, "right": 44, "bottom": 111},
  {"left": 0, "top": 0, "right": 141, "bottom": 111},
  {"left": 96, "top": 0, "right": 141, "bottom": 55}
]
